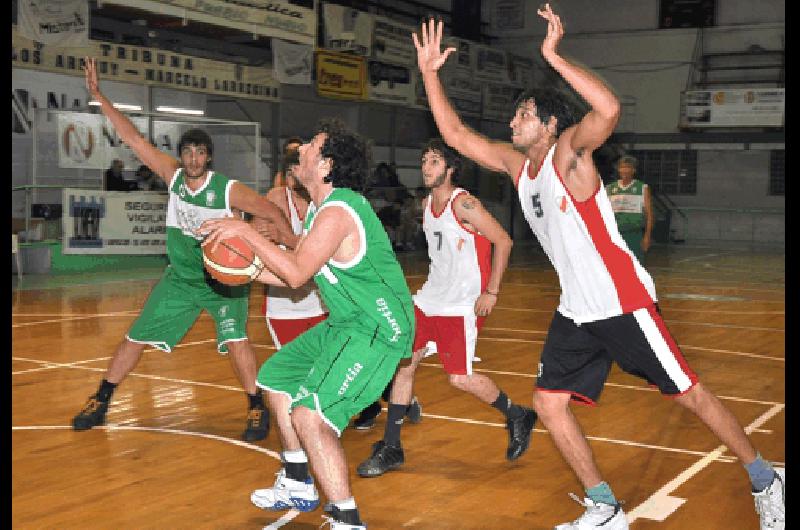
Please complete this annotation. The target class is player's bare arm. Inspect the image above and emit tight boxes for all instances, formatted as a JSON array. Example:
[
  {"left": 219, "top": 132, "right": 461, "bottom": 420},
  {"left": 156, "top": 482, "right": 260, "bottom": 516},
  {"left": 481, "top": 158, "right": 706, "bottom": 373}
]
[
  {"left": 413, "top": 19, "right": 525, "bottom": 179},
  {"left": 83, "top": 57, "right": 179, "bottom": 182},
  {"left": 199, "top": 206, "right": 355, "bottom": 289},
  {"left": 536, "top": 5, "right": 620, "bottom": 199},
  {"left": 252, "top": 186, "right": 301, "bottom": 248},
  {"left": 229, "top": 182, "right": 296, "bottom": 247},
  {"left": 453, "top": 193, "right": 513, "bottom": 317}
]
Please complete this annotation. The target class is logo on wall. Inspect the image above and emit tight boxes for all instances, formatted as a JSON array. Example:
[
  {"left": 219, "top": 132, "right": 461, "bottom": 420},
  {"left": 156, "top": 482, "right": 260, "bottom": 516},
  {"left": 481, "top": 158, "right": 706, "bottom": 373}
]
[
  {"left": 68, "top": 194, "right": 106, "bottom": 248},
  {"left": 62, "top": 122, "right": 95, "bottom": 163}
]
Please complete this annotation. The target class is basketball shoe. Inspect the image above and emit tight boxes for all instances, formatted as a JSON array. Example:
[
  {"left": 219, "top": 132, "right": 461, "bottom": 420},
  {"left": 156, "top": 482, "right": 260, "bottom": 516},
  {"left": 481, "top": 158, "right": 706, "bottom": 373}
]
[
  {"left": 353, "top": 401, "right": 382, "bottom": 430},
  {"left": 250, "top": 468, "right": 320, "bottom": 512},
  {"left": 72, "top": 394, "right": 109, "bottom": 431},
  {"left": 406, "top": 396, "right": 423, "bottom": 424},
  {"left": 356, "top": 440, "right": 404, "bottom": 477},
  {"left": 506, "top": 407, "right": 537, "bottom": 460},
  {"left": 555, "top": 493, "right": 628, "bottom": 530},
  {"left": 753, "top": 467, "right": 785, "bottom": 529},
  {"left": 243, "top": 405, "right": 269, "bottom": 441}
]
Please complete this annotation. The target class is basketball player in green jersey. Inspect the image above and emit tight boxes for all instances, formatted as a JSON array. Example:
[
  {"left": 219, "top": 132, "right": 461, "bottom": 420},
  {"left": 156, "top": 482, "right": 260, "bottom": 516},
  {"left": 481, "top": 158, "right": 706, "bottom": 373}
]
[
  {"left": 605, "top": 155, "right": 653, "bottom": 264},
  {"left": 71, "top": 57, "right": 295, "bottom": 442},
  {"left": 200, "top": 118, "right": 414, "bottom": 530}
]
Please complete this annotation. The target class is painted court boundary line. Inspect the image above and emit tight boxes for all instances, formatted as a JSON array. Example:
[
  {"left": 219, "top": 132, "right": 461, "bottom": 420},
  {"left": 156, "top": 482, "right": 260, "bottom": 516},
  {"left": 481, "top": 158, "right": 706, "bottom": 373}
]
[
  {"left": 11, "top": 425, "right": 299, "bottom": 529},
  {"left": 626, "top": 403, "right": 785, "bottom": 523}
]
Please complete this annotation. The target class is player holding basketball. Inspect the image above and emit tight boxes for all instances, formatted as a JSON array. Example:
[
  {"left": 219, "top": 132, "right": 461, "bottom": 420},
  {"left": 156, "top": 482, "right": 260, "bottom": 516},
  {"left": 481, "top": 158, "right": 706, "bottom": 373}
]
[
  {"left": 258, "top": 150, "right": 329, "bottom": 349},
  {"left": 412, "top": 6, "right": 784, "bottom": 530},
  {"left": 200, "top": 118, "right": 414, "bottom": 530},
  {"left": 71, "top": 57, "right": 294, "bottom": 442},
  {"left": 357, "top": 138, "right": 536, "bottom": 478}
]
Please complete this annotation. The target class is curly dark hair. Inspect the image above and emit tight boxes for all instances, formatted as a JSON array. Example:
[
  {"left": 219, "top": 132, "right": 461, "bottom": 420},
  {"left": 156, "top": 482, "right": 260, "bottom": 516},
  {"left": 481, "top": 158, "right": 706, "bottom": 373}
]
[
  {"left": 177, "top": 128, "right": 214, "bottom": 157},
  {"left": 317, "top": 118, "right": 370, "bottom": 191},
  {"left": 422, "top": 138, "right": 462, "bottom": 184},
  {"left": 513, "top": 89, "right": 576, "bottom": 136}
]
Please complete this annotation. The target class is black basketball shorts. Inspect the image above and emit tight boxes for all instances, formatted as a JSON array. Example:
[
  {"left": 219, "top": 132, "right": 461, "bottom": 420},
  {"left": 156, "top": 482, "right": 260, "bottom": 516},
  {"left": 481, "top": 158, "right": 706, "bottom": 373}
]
[{"left": 536, "top": 304, "right": 698, "bottom": 405}]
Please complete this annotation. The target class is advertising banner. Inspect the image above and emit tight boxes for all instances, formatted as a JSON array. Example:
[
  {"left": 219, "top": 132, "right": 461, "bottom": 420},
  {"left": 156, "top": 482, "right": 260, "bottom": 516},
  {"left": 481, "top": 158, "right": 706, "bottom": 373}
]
[
  {"left": 322, "top": 3, "right": 373, "bottom": 56},
  {"left": 17, "top": 0, "right": 89, "bottom": 47},
  {"left": 483, "top": 83, "right": 522, "bottom": 122},
  {"left": 367, "top": 60, "right": 414, "bottom": 106},
  {"left": 316, "top": 50, "right": 367, "bottom": 100},
  {"left": 62, "top": 188, "right": 168, "bottom": 255},
  {"left": 680, "top": 88, "right": 785, "bottom": 128},
  {"left": 474, "top": 44, "right": 509, "bottom": 83},
  {"left": 372, "top": 15, "right": 417, "bottom": 66},
  {"left": 272, "top": 38, "right": 313, "bottom": 85}
]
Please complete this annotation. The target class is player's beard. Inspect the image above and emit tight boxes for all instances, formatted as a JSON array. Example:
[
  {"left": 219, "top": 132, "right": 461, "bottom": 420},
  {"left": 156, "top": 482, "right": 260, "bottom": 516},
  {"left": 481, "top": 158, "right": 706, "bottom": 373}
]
[
  {"left": 423, "top": 171, "right": 447, "bottom": 190},
  {"left": 183, "top": 166, "right": 207, "bottom": 180}
]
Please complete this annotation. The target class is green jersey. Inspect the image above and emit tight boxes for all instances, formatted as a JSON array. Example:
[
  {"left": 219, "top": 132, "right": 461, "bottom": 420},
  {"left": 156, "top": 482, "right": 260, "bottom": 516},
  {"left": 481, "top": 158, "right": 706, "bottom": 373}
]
[
  {"left": 165, "top": 169, "right": 238, "bottom": 282},
  {"left": 606, "top": 179, "right": 647, "bottom": 232},
  {"left": 305, "top": 188, "right": 414, "bottom": 354}
]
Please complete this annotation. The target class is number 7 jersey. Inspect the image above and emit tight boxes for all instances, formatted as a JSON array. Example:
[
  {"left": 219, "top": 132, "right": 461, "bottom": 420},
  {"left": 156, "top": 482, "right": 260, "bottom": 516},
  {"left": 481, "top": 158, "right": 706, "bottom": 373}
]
[
  {"left": 413, "top": 188, "right": 492, "bottom": 317},
  {"left": 517, "top": 145, "right": 657, "bottom": 324}
]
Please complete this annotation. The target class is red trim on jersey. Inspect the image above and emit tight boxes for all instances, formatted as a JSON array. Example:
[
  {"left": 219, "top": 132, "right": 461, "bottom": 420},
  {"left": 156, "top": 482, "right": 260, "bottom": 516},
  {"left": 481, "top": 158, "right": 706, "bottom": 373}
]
[
  {"left": 534, "top": 387, "right": 597, "bottom": 406},
  {"left": 430, "top": 193, "right": 449, "bottom": 218},
  {"left": 646, "top": 305, "right": 699, "bottom": 386},
  {"left": 450, "top": 191, "right": 492, "bottom": 291},
  {"left": 552, "top": 160, "right": 653, "bottom": 313}
]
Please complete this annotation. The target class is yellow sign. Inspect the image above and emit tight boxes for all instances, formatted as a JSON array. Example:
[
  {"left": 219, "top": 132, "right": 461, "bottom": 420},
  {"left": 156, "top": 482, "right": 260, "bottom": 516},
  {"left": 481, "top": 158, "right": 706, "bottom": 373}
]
[
  {"left": 315, "top": 50, "right": 367, "bottom": 101},
  {"left": 12, "top": 26, "right": 280, "bottom": 102}
]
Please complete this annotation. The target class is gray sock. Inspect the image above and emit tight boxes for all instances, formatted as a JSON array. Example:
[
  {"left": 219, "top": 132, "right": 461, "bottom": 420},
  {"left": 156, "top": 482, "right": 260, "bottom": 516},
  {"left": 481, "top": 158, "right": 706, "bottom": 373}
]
[{"left": 745, "top": 453, "right": 776, "bottom": 492}]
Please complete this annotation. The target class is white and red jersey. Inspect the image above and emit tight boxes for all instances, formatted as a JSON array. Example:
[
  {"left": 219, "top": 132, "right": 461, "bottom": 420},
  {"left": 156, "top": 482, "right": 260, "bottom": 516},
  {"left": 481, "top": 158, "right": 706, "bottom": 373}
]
[
  {"left": 517, "top": 145, "right": 657, "bottom": 324},
  {"left": 413, "top": 188, "right": 492, "bottom": 317},
  {"left": 263, "top": 188, "right": 326, "bottom": 318}
]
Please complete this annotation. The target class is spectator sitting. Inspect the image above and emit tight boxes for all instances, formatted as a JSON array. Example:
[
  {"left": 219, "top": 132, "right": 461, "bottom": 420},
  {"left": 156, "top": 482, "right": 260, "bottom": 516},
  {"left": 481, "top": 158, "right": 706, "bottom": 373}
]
[
  {"left": 104, "top": 159, "right": 135, "bottom": 191},
  {"left": 135, "top": 165, "right": 168, "bottom": 192}
]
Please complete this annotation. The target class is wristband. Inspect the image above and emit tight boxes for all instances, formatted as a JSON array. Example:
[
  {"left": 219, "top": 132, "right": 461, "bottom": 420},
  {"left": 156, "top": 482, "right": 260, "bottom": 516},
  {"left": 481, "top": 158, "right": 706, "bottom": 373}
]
[{"left": 485, "top": 289, "right": 499, "bottom": 296}]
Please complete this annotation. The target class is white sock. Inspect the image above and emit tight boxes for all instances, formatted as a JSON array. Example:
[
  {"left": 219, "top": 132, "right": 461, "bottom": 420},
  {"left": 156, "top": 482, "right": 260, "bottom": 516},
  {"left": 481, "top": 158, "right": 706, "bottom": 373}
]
[
  {"left": 282, "top": 449, "right": 308, "bottom": 463},
  {"left": 334, "top": 497, "right": 357, "bottom": 510}
]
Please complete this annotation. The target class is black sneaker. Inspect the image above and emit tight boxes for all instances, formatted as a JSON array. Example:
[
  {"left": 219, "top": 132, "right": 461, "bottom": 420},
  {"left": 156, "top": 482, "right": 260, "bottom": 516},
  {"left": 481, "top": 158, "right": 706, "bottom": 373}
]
[
  {"left": 506, "top": 408, "right": 537, "bottom": 461},
  {"left": 243, "top": 405, "right": 269, "bottom": 441},
  {"left": 353, "top": 401, "right": 382, "bottom": 430},
  {"left": 72, "top": 395, "right": 109, "bottom": 431},
  {"left": 356, "top": 440, "right": 404, "bottom": 478},
  {"left": 405, "top": 396, "right": 422, "bottom": 424}
]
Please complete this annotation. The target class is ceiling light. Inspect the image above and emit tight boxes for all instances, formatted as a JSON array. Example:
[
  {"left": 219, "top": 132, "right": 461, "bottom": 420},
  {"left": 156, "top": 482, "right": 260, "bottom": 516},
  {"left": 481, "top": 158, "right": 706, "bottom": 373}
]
[
  {"left": 155, "top": 106, "right": 205, "bottom": 116},
  {"left": 88, "top": 101, "right": 143, "bottom": 111}
]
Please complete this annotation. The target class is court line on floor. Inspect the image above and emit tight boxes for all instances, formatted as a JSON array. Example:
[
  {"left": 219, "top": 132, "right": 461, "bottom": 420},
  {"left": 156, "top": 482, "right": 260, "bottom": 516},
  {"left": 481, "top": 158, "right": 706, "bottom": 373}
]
[
  {"left": 475, "top": 336, "right": 784, "bottom": 363},
  {"left": 626, "top": 403, "right": 785, "bottom": 523},
  {"left": 416, "top": 362, "right": 783, "bottom": 407},
  {"left": 493, "top": 306, "right": 784, "bottom": 315},
  {"left": 11, "top": 424, "right": 299, "bottom": 529},
  {"left": 11, "top": 312, "right": 142, "bottom": 328},
  {"left": 398, "top": 410, "right": 783, "bottom": 468}
]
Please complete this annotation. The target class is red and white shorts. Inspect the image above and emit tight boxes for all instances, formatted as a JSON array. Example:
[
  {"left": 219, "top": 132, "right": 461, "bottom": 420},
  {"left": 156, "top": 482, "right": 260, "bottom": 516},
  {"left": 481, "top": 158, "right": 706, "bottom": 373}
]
[
  {"left": 413, "top": 305, "right": 486, "bottom": 375},
  {"left": 266, "top": 313, "right": 328, "bottom": 349}
]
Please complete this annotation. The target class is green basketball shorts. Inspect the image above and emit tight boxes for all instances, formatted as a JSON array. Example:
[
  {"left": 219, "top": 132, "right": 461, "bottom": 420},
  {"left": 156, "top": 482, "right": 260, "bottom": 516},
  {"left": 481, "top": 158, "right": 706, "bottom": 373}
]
[
  {"left": 256, "top": 321, "right": 404, "bottom": 436},
  {"left": 127, "top": 266, "right": 250, "bottom": 354}
]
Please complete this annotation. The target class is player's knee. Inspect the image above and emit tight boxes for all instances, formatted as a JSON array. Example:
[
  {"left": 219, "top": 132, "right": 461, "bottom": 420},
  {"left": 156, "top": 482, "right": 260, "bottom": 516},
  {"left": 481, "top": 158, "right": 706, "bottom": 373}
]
[
  {"left": 532, "top": 390, "right": 569, "bottom": 419},
  {"left": 673, "top": 382, "right": 706, "bottom": 411},
  {"left": 448, "top": 373, "right": 469, "bottom": 390}
]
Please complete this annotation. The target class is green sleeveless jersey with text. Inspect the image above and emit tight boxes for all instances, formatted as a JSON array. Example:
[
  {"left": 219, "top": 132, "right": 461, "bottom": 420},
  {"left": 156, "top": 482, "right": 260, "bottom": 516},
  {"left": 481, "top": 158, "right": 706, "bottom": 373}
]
[
  {"left": 305, "top": 188, "right": 414, "bottom": 355},
  {"left": 165, "top": 169, "right": 238, "bottom": 282},
  {"left": 606, "top": 179, "right": 647, "bottom": 231}
]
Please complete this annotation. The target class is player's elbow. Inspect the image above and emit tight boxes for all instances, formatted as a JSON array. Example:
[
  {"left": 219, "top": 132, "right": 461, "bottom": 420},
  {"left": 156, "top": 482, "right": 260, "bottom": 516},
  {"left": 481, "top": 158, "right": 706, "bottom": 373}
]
[{"left": 285, "top": 273, "right": 310, "bottom": 290}]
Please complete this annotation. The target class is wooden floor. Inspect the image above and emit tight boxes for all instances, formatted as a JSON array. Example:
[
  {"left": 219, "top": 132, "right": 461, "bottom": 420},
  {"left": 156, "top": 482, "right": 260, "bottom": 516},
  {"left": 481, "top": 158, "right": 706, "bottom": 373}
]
[{"left": 12, "top": 242, "right": 784, "bottom": 529}]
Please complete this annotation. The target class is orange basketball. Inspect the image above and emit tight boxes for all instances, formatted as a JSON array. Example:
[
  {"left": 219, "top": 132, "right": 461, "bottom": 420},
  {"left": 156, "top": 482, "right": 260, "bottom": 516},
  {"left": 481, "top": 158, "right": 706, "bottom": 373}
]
[{"left": 202, "top": 236, "right": 264, "bottom": 286}]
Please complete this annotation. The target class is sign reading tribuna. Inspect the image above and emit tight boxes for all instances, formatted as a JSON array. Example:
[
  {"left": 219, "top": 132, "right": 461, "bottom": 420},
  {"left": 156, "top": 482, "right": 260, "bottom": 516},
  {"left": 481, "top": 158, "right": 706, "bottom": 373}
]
[{"left": 12, "top": 26, "right": 281, "bottom": 103}]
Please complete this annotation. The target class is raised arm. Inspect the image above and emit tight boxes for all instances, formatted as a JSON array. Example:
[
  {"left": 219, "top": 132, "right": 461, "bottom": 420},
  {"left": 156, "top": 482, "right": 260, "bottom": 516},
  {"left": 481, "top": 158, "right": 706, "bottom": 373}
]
[
  {"left": 413, "top": 20, "right": 525, "bottom": 179},
  {"left": 452, "top": 193, "right": 513, "bottom": 317},
  {"left": 537, "top": 5, "right": 620, "bottom": 159},
  {"left": 83, "top": 57, "right": 179, "bottom": 182}
]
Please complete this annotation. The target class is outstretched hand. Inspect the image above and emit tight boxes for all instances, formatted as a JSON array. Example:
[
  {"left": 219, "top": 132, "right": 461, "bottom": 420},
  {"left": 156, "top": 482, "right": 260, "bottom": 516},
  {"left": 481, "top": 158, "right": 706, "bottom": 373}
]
[
  {"left": 411, "top": 18, "right": 456, "bottom": 74},
  {"left": 197, "top": 217, "right": 254, "bottom": 253},
  {"left": 537, "top": 3, "right": 564, "bottom": 60},
  {"left": 83, "top": 57, "right": 102, "bottom": 100}
]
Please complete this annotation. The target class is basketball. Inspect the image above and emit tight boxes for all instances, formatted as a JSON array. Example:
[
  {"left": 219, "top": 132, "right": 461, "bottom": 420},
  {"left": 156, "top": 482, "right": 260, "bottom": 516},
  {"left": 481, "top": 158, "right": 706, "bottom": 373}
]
[{"left": 202, "top": 236, "right": 264, "bottom": 285}]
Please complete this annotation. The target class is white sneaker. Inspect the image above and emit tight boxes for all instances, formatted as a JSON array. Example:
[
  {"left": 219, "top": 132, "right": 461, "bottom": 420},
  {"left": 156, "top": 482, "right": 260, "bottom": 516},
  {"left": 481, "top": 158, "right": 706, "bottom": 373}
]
[
  {"left": 554, "top": 493, "right": 628, "bottom": 530},
  {"left": 251, "top": 468, "right": 320, "bottom": 512},
  {"left": 753, "top": 467, "right": 785, "bottom": 530}
]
